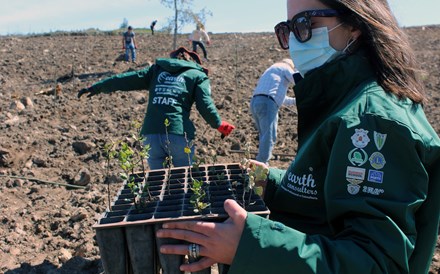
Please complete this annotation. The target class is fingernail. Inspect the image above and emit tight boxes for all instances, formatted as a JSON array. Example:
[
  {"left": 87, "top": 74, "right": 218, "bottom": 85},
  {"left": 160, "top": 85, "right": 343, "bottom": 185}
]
[
  {"left": 156, "top": 231, "right": 162, "bottom": 237},
  {"left": 162, "top": 223, "right": 169, "bottom": 228}
]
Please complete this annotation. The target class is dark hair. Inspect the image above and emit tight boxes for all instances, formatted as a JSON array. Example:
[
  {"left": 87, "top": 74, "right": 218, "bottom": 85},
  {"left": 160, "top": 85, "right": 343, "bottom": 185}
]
[
  {"left": 319, "top": 0, "right": 425, "bottom": 103},
  {"left": 128, "top": 26, "right": 133, "bottom": 30}
]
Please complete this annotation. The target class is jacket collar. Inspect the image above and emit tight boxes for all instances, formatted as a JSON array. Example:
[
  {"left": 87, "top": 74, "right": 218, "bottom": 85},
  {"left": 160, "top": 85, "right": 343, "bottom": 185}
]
[
  {"left": 293, "top": 51, "right": 376, "bottom": 145},
  {"left": 156, "top": 58, "right": 205, "bottom": 74}
]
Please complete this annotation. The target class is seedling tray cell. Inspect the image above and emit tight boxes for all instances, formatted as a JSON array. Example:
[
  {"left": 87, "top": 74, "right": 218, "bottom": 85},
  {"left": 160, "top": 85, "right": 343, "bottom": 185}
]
[{"left": 94, "top": 163, "right": 270, "bottom": 229}]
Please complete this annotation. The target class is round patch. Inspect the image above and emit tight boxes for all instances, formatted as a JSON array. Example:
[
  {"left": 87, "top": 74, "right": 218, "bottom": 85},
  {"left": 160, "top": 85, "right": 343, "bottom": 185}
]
[
  {"left": 347, "top": 184, "right": 361, "bottom": 195},
  {"left": 369, "top": 152, "right": 386, "bottom": 169},
  {"left": 348, "top": 148, "right": 368, "bottom": 167}
]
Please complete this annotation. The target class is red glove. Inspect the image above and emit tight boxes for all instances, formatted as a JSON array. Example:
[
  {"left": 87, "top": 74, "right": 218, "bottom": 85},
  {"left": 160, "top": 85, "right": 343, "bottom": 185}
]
[{"left": 217, "top": 121, "right": 235, "bottom": 138}]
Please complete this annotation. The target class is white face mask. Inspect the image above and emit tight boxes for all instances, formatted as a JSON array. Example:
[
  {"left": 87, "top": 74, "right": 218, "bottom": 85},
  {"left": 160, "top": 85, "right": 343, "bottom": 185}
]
[{"left": 289, "top": 25, "right": 343, "bottom": 77}]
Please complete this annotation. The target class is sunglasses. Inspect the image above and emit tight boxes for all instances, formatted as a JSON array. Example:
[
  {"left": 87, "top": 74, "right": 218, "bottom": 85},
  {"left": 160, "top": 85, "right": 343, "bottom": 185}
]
[{"left": 274, "top": 9, "right": 342, "bottom": 49}]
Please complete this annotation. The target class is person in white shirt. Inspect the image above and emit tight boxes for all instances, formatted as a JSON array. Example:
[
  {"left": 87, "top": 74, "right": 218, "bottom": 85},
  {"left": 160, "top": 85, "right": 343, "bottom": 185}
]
[
  {"left": 250, "top": 58, "right": 302, "bottom": 165},
  {"left": 188, "top": 24, "right": 211, "bottom": 60}
]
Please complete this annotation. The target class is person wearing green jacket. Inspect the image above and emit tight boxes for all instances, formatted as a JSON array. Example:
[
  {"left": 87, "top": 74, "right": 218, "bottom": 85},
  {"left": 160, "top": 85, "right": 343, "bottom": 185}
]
[
  {"left": 156, "top": 0, "right": 440, "bottom": 273},
  {"left": 78, "top": 47, "right": 235, "bottom": 169}
]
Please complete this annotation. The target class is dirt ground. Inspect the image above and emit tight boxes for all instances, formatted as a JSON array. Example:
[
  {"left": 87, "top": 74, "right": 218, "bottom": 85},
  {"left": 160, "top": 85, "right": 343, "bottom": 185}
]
[{"left": 0, "top": 26, "right": 439, "bottom": 273}]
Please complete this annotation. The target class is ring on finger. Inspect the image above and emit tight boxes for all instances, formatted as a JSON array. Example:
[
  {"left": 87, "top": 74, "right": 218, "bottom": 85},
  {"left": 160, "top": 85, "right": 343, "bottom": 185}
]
[{"left": 188, "top": 243, "right": 200, "bottom": 259}]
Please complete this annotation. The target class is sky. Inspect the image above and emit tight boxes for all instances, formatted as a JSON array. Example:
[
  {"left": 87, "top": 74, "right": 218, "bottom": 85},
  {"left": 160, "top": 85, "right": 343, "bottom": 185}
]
[{"left": 0, "top": 0, "right": 439, "bottom": 35}]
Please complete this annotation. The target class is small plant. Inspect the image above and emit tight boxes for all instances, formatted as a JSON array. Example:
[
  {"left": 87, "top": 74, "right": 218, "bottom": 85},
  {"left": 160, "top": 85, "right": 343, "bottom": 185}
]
[
  {"left": 163, "top": 118, "right": 173, "bottom": 167},
  {"left": 239, "top": 142, "right": 268, "bottom": 208},
  {"left": 190, "top": 178, "right": 210, "bottom": 214},
  {"left": 191, "top": 155, "right": 205, "bottom": 173},
  {"left": 116, "top": 120, "right": 153, "bottom": 208},
  {"left": 130, "top": 120, "right": 150, "bottom": 174},
  {"left": 163, "top": 118, "right": 174, "bottom": 195},
  {"left": 216, "top": 172, "right": 225, "bottom": 183},
  {"left": 183, "top": 132, "right": 210, "bottom": 213},
  {"left": 183, "top": 132, "right": 193, "bottom": 178},
  {"left": 207, "top": 153, "right": 225, "bottom": 190},
  {"left": 127, "top": 180, "right": 152, "bottom": 209},
  {"left": 118, "top": 141, "right": 153, "bottom": 208}
]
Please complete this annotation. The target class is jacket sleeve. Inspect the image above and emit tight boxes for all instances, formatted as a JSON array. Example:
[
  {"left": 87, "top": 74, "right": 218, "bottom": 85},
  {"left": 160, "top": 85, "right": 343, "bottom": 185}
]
[
  {"left": 193, "top": 76, "right": 221, "bottom": 129},
  {"left": 282, "top": 96, "right": 296, "bottom": 107},
  {"left": 263, "top": 168, "right": 286, "bottom": 208},
  {"left": 284, "top": 66, "right": 295, "bottom": 85},
  {"left": 91, "top": 67, "right": 152, "bottom": 94},
  {"left": 202, "top": 30, "right": 210, "bottom": 42},
  {"left": 281, "top": 66, "right": 296, "bottom": 107},
  {"left": 228, "top": 116, "right": 429, "bottom": 273}
]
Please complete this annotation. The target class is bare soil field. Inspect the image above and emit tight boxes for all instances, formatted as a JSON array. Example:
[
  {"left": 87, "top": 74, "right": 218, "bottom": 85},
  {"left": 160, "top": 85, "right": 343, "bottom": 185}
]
[{"left": 0, "top": 27, "right": 439, "bottom": 273}]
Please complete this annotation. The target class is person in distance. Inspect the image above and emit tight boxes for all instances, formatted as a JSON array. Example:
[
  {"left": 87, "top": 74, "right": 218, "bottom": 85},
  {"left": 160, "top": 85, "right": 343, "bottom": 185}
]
[{"left": 78, "top": 47, "right": 235, "bottom": 169}]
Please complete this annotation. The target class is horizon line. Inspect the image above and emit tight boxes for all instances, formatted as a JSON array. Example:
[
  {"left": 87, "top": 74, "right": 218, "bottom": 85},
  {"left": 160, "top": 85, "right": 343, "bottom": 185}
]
[{"left": 2, "top": 23, "right": 440, "bottom": 37}]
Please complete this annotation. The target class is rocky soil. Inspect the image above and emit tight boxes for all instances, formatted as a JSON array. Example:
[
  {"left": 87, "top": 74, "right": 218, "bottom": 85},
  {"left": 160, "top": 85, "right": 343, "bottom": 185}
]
[{"left": 0, "top": 26, "right": 439, "bottom": 273}]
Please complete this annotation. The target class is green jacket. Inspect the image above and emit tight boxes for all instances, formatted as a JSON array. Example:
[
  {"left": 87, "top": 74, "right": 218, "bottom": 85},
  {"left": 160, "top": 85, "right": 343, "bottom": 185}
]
[
  {"left": 229, "top": 52, "right": 440, "bottom": 273},
  {"left": 90, "top": 58, "right": 222, "bottom": 139}
]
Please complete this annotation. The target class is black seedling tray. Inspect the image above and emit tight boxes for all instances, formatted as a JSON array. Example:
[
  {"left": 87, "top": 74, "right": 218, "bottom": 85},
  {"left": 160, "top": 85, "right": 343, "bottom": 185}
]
[{"left": 93, "top": 163, "right": 270, "bottom": 229}]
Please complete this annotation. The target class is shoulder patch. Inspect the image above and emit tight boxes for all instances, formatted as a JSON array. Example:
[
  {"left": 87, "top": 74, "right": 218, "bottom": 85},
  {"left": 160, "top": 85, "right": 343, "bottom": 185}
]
[{"left": 351, "top": 129, "right": 370, "bottom": 148}]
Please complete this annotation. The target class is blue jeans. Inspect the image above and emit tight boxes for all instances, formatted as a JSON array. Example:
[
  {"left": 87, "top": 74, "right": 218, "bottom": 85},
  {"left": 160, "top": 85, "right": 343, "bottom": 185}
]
[
  {"left": 143, "top": 134, "right": 194, "bottom": 170},
  {"left": 125, "top": 43, "right": 136, "bottom": 61},
  {"left": 192, "top": 41, "right": 207, "bottom": 59},
  {"left": 250, "top": 96, "right": 279, "bottom": 164}
]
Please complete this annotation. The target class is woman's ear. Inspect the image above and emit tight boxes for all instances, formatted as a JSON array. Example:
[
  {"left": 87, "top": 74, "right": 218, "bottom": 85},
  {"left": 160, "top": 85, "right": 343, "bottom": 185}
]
[{"left": 350, "top": 26, "right": 362, "bottom": 40}]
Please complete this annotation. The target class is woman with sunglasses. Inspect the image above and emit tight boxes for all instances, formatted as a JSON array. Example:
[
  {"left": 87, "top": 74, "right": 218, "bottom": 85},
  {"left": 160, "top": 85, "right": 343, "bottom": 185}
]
[{"left": 156, "top": 0, "right": 440, "bottom": 273}]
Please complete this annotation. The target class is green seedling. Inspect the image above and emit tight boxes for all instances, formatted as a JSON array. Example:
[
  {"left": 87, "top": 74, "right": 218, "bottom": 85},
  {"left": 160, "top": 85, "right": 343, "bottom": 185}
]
[
  {"left": 184, "top": 132, "right": 210, "bottom": 211},
  {"left": 216, "top": 172, "right": 225, "bottom": 181},
  {"left": 118, "top": 142, "right": 135, "bottom": 175},
  {"left": 118, "top": 141, "right": 153, "bottom": 207},
  {"left": 239, "top": 142, "right": 268, "bottom": 208},
  {"left": 191, "top": 155, "right": 206, "bottom": 173},
  {"left": 127, "top": 180, "right": 152, "bottom": 209},
  {"left": 229, "top": 180, "right": 239, "bottom": 201},
  {"left": 131, "top": 120, "right": 150, "bottom": 174},
  {"left": 116, "top": 120, "right": 153, "bottom": 208},
  {"left": 190, "top": 178, "right": 210, "bottom": 214},
  {"left": 207, "top": 154, "right": 223, "bottom": 190},
  {"left": 163, "top": 118, "right": 174, "bottom": 195},
  {"left": 183, "top": 132, "right": 194, "bottom": 179}
]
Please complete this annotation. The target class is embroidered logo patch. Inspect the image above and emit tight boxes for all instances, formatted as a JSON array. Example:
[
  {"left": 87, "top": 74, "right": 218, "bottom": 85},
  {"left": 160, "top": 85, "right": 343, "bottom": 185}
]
[
  {"left": 374, "top": 132, "right": 387, "bottom": 151},
  {"left": 282, "top": 171, "right": 318, "bottom": 200},
  {"left": 348, "top": 148, "right": 368, "bottom": 166},
  {"left": 346, "top": 166, "right": 366, "bottom": 181},
  {"left": 368, "top": 170, "right": 384, "bottom": 184},
  {"left": 347, "top": 184, "right": 361, "bottom": 195},
  {"left": 351, "top": 129, "right": 370, "bottom": 148},
  {"left": 369, "top": 152, "right": 386, "bottom": 169},
  {"left": 158, "top": 71, "right": 185, "bottom": 84}
]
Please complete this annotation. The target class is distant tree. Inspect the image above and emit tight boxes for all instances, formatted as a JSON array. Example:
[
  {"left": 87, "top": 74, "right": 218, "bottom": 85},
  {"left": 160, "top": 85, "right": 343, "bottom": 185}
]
[
  {"left": 120, "top": 18, "right": 129, "bottom": 29},
  {"left": 160, "top": 0, "right": 212, "bottom": 50}
]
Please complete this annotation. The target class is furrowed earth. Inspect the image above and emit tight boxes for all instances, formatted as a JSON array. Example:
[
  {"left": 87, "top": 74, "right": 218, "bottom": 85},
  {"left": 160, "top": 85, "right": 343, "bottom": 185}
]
[{"left": 1, "top": 27, "right": 439, "bottom": 273}]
